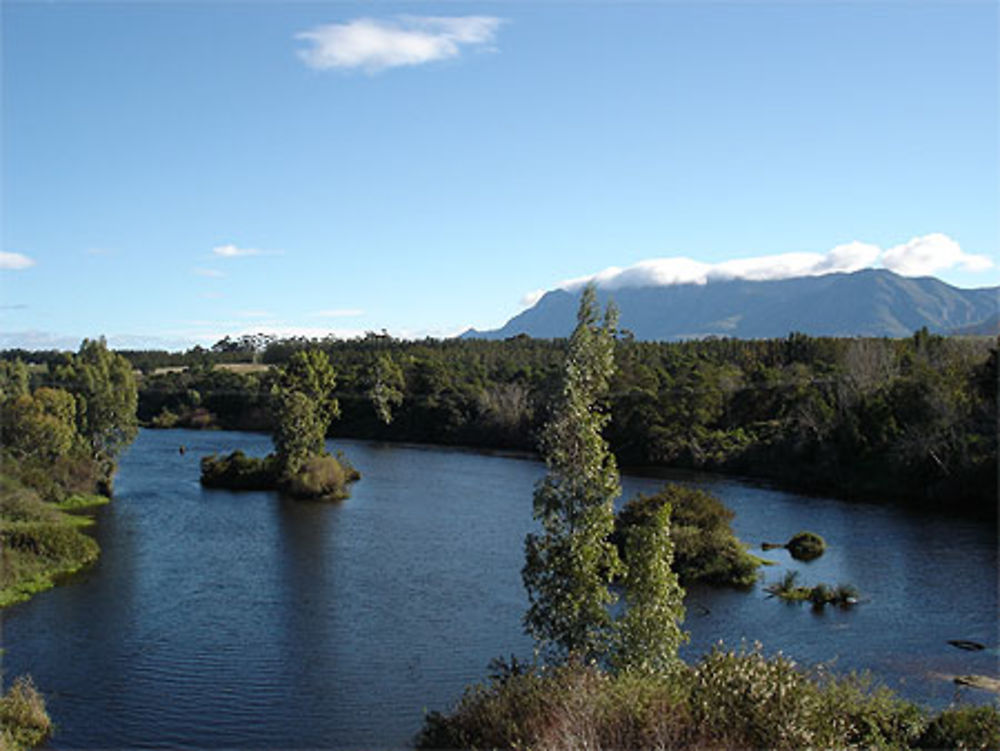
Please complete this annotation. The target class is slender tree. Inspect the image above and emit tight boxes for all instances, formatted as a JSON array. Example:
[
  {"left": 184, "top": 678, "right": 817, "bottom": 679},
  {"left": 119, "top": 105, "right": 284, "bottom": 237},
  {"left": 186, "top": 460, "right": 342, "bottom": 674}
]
[
  {"left": 611, "top": 500, "right": 687, "bottom": 675},
  {"left": 367, "top": 352, "right": 405, "bottom": 425},
  {"left": 522, "top": 284, "right": 624, "bottom": 662}
]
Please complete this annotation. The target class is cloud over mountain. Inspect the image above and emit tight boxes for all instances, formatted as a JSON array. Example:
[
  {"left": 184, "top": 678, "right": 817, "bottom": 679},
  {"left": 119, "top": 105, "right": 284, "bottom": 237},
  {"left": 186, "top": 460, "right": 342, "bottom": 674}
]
[{"left": 552, "top": 234, "right": 992, "bottom": 294}]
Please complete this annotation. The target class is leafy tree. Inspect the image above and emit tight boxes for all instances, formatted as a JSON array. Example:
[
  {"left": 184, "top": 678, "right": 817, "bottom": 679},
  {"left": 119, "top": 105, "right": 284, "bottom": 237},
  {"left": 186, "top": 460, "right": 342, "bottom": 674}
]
[
  {"left": 611, "top": 499, "right": 687, "bottom": 675},
  {"left": 367, "top": 353, "right": 404, "bottom": 425},
  {"left": 522, "top": 284, "right": 624, "bottom": 662},
  {"left": 271, "top": 349, "right": 339, "bottom": 474},
  {"left": 50, "top": 339, "right": 138, "bottom": 481},
  {"left": 0, "top": 359, "right": 30, "bottom": 401},
  {"left": 0, "top": 388, "right": 79, "bottom": 462}
]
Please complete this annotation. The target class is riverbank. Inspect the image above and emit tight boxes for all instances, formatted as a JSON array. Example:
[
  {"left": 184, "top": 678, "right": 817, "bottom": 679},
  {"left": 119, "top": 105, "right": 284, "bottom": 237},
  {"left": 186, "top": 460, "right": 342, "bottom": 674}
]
[{"left": 0, "top": 476, "right": 104, "bottom": 608}]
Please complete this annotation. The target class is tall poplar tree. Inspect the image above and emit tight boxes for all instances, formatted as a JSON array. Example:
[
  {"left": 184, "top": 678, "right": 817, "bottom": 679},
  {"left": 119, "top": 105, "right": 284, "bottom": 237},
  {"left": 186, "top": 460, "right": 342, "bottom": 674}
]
[{"left": 522, "top": 284, "right": 624, "bottom": 662}]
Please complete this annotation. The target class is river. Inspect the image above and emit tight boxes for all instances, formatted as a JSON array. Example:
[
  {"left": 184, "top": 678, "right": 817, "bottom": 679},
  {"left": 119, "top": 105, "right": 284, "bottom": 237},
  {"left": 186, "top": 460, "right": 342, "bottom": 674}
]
[{"left": 2, "top": 428, "right": 997, "bottom": 748}]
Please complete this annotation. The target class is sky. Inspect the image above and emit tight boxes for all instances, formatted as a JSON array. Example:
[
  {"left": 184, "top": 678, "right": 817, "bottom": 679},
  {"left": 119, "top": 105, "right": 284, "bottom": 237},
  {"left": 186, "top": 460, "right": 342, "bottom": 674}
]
[{"left": 2, "top": 1, "right": 998, "bottom": 350}]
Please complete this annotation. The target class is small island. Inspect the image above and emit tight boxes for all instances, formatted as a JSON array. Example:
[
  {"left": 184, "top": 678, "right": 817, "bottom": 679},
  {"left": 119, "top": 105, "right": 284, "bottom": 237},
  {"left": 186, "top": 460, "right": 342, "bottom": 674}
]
[{"left": 200, "top": 349, "right": 359, "bottom": 501}]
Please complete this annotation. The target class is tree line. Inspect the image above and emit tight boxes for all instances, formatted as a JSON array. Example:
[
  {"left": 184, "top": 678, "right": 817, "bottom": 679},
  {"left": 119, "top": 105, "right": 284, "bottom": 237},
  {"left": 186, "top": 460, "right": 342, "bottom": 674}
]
[{"left": 108, "top": 328, "right": 997, "bottom": 516}]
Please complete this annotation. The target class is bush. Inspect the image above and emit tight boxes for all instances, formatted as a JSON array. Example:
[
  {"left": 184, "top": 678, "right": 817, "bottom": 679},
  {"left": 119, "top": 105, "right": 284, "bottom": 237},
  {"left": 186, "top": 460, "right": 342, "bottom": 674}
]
[
  {"left": 0, "top": 676, "right": 52, "bottom": 751},
  {"left": 199, "top": 451, "right": 279, "bottom": 490},
  {"left": 918, "top": 704, "right": 1000, "bottom": 750},
  {"left": 787, "top": 531, "right": 826, "bottom": 561},
  {"left": 282, "top": 453, "right": 350, "bottom": 500}
]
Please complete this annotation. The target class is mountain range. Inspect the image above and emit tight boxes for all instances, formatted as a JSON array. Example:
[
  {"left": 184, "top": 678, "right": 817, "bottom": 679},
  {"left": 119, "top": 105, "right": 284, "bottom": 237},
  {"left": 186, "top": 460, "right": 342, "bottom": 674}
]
[{"left": 462, "top": 269, "right": 999, "bottom": 341}]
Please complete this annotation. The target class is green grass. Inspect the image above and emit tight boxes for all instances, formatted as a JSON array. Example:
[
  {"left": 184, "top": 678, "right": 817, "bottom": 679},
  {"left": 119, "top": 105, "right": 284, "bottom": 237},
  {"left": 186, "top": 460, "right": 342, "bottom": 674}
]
[
  {"left": 0, "top": 479, "right": 102, "bottom": 608},
  {"left": 54, "top": 493, "right": 110, "bottom": 511}
]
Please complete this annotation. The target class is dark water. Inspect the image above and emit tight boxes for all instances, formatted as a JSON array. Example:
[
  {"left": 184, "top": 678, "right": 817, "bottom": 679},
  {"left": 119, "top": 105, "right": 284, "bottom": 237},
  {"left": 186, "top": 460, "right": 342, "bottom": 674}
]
[{"left": 2, "top": 429, "right": 997, "bottom": 749}]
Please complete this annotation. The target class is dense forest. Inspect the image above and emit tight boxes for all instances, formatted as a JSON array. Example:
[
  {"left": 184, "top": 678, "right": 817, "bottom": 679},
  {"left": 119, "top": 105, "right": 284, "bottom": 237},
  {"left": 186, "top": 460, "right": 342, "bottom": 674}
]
[{"left": 5, "top": 328, "right": 996, "bottom": 516}]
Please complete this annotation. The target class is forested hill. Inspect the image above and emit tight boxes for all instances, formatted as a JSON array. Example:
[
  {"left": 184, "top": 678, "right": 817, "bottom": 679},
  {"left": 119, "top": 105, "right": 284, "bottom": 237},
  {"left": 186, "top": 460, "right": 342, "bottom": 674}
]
[
  {"left": 463, "top": 270, "right": 1000, "bottom": 341},
  {"left": 15, "top": 330, "right": 984, "bottom": 517}
]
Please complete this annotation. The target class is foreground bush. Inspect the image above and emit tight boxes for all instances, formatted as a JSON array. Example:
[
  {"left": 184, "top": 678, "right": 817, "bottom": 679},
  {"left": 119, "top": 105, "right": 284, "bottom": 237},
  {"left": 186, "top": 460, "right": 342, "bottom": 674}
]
[
  {"left": 613, "top": 485, "right": 760, "bottom": 587},
  {"left": 417, "top": 645, "right": 1000, "bottom": 750},
  {"left": 0, "top": 676, "right": 52, "bottom": 750}
]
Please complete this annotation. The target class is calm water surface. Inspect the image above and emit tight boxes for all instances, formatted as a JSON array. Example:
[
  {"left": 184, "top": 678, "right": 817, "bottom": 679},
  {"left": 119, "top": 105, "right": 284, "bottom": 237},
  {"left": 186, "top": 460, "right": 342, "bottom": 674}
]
[{"left": 3, "top": 429, "right": 997, "bottom": 749}]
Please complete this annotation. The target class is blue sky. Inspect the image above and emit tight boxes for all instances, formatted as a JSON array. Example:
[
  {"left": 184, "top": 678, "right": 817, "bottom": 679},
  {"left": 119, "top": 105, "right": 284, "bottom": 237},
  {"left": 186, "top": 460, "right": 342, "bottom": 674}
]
[{"left": 2, "top": 1, "right": 997, "bottom": 350}]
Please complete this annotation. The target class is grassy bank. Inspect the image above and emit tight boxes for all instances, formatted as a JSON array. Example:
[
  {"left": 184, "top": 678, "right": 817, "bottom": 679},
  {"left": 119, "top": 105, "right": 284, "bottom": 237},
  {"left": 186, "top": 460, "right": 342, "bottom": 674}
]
[
  {"left": 0, "top": 475, "right": 102, "bottom": 607},
  {"left": 419, "top": 646, "right": 1000, "bottom": 750}
]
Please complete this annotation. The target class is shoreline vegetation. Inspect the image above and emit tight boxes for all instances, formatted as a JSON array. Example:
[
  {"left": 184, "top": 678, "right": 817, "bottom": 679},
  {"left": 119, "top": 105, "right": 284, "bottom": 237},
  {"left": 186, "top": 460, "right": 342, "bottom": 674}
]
[
  {"left": 0, "top": 340, "right": 138, "bottom": 749},
  {"left": 0, "top": 340, "right": 138, "bottom": 608},
  {"left": 420, "top": 288, "right": 1000, "bottom": 751},
  {"left": 62, "top": 327, "right": 994, "bottom": 518}
]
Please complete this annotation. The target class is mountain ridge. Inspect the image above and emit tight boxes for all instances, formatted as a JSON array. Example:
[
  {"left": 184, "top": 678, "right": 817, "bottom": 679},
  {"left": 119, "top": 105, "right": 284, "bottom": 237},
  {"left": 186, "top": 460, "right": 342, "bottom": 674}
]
[{"left": 462, "top": 269, "right": 999, "bottom": 341}]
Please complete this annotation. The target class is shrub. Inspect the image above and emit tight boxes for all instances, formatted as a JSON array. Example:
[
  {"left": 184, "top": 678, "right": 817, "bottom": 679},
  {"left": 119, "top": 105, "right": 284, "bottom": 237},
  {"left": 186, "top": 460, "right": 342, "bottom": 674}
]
[
  {"left": 0, "top": 675, "right": 52, "bottom": 750},
  {"left": 787, "top": 530, "right": 826, "bottom": 561},
  {"left": 918, "top": 704, "right": 1000, "bottom": 750},
  {"left": 282, "top": 453, "right": 350, "bottom": 500},
  {"left": 199, "top": 451, "right": 278, "bottom": 490}
]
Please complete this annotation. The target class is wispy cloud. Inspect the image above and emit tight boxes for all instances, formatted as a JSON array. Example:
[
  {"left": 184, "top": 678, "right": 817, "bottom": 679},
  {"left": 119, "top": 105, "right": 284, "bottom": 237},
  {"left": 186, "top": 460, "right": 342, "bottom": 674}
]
[
  {"left": 0, "top": 251, "right": 36, "bottom": 270},
  {"left": 296, "top": 16, "right": 503, "bottom": 73},
  {"left": 312, "top": 308, "right": 365, "bottom": 318},
  {"left": 550, "top": 234, "right": 993, "bottom": 294},
  {"left": 194, "top": 267, "right": 226, "bottom": 278},
  {"left": 212, "top": 243, "right": 280, "bottom": 258}
]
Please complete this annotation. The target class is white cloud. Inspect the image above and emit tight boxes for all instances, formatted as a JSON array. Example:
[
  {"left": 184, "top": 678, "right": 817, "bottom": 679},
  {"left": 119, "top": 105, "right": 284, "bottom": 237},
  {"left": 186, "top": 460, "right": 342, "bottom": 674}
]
[
  {"left": 520, "top": 289, "right": 547, "bottom": 308},
  {"left": 312, "top": 308, "right": 365, "bottom": 318},
  {"left": 296, "top": 15, "right": 503, "bottom": 73},
  {"left": 880, "top": 233, "right": 994, "bottom": 277},
  {"left": 549, "top": 234, "right": 992, "bottom": 296},
  {"left": 0, "top": 252, "right": 36, "bottom": 270},
  {"left": 236, "top": 310, "right": 275, "bottom": 319},
  {"left": 194, "top": 267, "right": 225, "bottom": 278},
  {"left": 212, "top": 244, "right": 280, "bottom": 258}
]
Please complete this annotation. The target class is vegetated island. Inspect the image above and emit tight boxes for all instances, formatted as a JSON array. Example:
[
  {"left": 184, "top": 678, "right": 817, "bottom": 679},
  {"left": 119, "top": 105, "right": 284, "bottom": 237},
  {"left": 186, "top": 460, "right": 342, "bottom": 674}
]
[
  {"left": 418, "top": 286, "right": 1000, "bottom": 751},
  {"left": 200, "top": 350, "right": 359, "bottom": 500}
]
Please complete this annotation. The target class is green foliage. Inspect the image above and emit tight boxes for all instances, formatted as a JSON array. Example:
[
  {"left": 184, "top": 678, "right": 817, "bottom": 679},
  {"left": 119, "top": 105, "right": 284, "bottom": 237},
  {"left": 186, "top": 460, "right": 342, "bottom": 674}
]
[
  {"left": 787, "top": 530, "right": 827, "bottom": 561},
  {"left": 523, "top": 285, "right": 625, "bottom": 662},
  {"left": 50, "top": 338, "right": 138, "bottom": 483},
  {"left": 0, "top": 676, "right": 52, "bottom": 751},
  {"left": 0, "top": 359, "right": 30, "bottom": 401},
  {"left": 0, "top": 475, "right": 101, "bottom": 607},
  {"left": 281, "top": 453, "right": 353, "bottom": 500},
  {"left": 367, "top": 352, "right": 404, "bottom": 424},
  {"left": 272, "top": 349, "right": 339, "bottom": 474},
  {"left": 0, "top": 388, "right": 79, "bottom": 462},
  {"left": 126, "top": 329, "right": 997, "bottom": 513},
  {"left": 199, "top": 451, "right": 279, "bottom": 490},
  {"left": 611, "top": 500, "right": 688, "bottom": 676},
  {"left": 917, "top": 704, "right": 1000, "bottom": 750},
  {"left": 614, "top": 484, "right": 760, "bottom": 587},
  {"left": 418, "top": 645, "right": 965, "bottom": 751}
]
